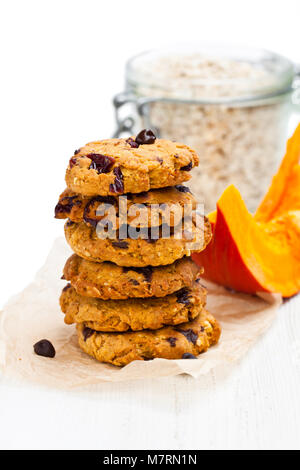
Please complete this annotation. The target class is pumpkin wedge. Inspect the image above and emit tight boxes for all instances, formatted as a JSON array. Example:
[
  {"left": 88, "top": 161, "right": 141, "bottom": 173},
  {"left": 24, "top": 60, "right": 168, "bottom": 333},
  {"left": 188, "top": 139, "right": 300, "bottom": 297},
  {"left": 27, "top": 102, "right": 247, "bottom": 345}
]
[
  {"left": 255, "top": 124, "right": 300, "bottom": 222},
  {"left": 193, "top": 124, "right": 300, "bottom": 297}
]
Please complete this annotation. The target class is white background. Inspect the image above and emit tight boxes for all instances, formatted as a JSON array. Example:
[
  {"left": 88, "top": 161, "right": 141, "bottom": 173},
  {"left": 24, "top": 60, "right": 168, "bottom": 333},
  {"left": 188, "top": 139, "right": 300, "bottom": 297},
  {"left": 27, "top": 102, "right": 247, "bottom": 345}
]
[{"left": 0, "top": 0, "right": 300, "bottom": 450}]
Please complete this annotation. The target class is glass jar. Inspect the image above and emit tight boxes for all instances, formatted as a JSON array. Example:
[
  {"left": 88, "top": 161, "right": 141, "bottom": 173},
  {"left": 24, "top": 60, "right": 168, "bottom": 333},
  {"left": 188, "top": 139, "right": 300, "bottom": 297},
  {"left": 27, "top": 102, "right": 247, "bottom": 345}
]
[{"left": 113, "top": 45, "right": 300, "bottom": 213}]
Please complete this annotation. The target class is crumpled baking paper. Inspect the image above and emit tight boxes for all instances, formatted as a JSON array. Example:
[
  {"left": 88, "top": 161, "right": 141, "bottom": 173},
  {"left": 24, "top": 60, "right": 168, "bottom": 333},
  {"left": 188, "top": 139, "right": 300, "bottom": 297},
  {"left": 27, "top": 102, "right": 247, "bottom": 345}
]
[{"left": 0, "top": 238, "right": 281, "bottom": 388}]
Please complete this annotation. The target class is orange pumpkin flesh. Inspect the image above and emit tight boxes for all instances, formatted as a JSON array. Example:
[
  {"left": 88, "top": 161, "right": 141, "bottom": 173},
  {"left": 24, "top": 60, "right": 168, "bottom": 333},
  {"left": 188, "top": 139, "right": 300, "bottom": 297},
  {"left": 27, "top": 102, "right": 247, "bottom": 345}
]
[{"left": 193, "top": 124, "right": 300, "bottom": 297}]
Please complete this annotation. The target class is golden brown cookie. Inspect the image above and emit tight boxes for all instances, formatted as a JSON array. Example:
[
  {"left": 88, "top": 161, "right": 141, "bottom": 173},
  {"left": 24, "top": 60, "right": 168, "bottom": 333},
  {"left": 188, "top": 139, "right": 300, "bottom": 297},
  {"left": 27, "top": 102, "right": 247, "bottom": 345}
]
[
  {"left": 55, "top": 185, "right": 196, "bottom": 229},
  {"left": 76, "top": 310, "right": 221, "bottom": 366},
  {"left": 64, "top": 217, "right": 211, "bottom": 267},
  {"left": 62, "top": 254, "right": 202, "bottom": 299},
  {"left": 60, "top": 281, "right": 206, "bottom": 332},
  {"left": 65, "top": 134, "right": 199, "bottom": 196}
]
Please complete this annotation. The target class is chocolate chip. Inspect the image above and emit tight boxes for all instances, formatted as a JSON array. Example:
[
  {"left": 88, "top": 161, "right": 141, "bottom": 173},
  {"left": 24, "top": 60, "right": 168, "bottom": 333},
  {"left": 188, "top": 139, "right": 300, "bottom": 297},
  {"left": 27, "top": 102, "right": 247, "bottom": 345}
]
[
  {"left": 54, "top": 195, "right": 79, "bottom": 218},
  {"left": 180, "top": 161, "right": 193, "bottom": 171},
  {"left": 88, "top": 153, "right": 115, "bottom": 174},
  {"left": 109, "top": 166, "right": 124, "bottom": 194},
  {"left": 112, "top": 240, "right": 129, "bottom": 249},
  {"left": 33, "top": 339, "right": 56, "bottom": 358},
  {"left": 74, "top": 148, "right": 81, "bottom": 155},
  {"left": 69, "top": 157, "right": 77, "bottom": 168},
  {"left": 129, "top": 279, "right": 139, "bottom": 286},
  {"left": 126, "top": 137, "right": 139, "bottom": 148},
  {"left": 182, "top": 353, "right": 197, "bottom": 359},
  {"left": 143, "top": 357, "right": 154, "bottom": 361},
  {"left": 166, "top": 337, "right": 177, "bottom": 347},
  {"left": 82, "top": 327, "right": 94, "bottom": 341},
  {"left": 176, "top": 328, "right": 198, "bottom": 345},
  {"left": 175, "top": 185, "right": 191, "bottom": 193},
  {"left": 135, "top": 129, "right": 156, "bottom": 145},
  {"left": 176, "top": 288, "right": 192, "bottom": 305},
  {"left": 83, "top": 195, "right": 115, "bottom": 228},
  {"left": 123, "top": 266, "right": 153, "bottom": 283},
  {"left": 62, "top": 283, "right": 71, "bottom": 292},
  {"left": 61, "top": 274, "right": 65, "bottom": 280}
]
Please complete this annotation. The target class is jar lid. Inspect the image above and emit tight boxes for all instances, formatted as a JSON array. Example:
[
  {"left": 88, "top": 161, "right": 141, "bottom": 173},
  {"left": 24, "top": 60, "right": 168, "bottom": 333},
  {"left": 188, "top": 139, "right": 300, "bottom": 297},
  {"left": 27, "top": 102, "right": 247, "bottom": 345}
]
[{"left": 126, "top": 44, "right": 295, "bottom": 104}]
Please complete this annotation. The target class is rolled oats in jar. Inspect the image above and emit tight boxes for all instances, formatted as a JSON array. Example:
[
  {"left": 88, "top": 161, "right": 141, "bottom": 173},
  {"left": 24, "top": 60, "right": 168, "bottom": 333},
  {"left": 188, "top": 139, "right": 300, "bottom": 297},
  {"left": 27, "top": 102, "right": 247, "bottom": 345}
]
[{"left": 113, "top": 45, "right": 300, "bottom": 212}]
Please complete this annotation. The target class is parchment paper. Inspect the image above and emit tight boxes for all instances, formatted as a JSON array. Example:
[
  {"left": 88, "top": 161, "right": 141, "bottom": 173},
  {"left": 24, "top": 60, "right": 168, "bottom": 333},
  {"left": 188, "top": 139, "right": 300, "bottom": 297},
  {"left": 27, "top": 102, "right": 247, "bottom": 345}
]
[{"left": 0, "top": 238, "right": 281, "bottom": 388}]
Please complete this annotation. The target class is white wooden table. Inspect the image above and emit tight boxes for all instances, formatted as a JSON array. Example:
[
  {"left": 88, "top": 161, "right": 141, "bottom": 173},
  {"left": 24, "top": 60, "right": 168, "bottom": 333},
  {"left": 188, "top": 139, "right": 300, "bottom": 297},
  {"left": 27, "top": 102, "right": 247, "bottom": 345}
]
[{"left": 0, "top": 295, "right": 299, "bottom": 450}]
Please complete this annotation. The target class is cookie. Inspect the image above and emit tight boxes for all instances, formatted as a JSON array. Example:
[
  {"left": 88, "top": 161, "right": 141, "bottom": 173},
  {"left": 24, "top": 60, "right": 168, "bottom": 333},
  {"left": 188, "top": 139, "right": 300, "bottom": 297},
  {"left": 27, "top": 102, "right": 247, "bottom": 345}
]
[
  {"left": 62, "top": 254, "right": 202, "bottom": 299},
  {"left": 55, "top": 185, "right": 196, "bottom": 229},
  {"left": 64, "top": 217, "right": 211, "bottom": 267},
  {"left": 76, "top": 309, "right": 221, "bottom": 366},
  {"left": 60, "top": 281, "right": 206, "bottom": 332},
  {"left": 65, "top": 134, "right": 199, "bottom": 196}
]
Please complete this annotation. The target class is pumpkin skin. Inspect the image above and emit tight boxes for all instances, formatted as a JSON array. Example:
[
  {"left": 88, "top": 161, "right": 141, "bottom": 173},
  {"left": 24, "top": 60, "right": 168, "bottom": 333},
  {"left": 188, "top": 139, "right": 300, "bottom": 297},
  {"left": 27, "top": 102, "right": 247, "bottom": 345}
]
[{"left": 193, "top": 124, "right": 300, "bottom": 297}]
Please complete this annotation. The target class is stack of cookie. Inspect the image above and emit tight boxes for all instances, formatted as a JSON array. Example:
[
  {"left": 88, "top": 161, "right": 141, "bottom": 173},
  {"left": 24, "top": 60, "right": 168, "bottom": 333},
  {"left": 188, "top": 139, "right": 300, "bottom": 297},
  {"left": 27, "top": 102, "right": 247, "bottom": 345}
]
[{"left": 55, "top": 129, "right": 221, "bottom": 366}]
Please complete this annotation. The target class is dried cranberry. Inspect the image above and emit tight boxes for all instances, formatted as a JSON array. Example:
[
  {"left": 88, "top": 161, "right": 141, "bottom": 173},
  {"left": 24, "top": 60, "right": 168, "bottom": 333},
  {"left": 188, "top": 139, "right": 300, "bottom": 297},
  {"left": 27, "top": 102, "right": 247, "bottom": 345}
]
[
  {"left": 62, "top": 283, "right": 71, "bottom": 292},
  {"left": 188, "top": 310, "right": 194, "bottom": 321},
  {"left": 175, "top": 185, "right": 191, "bottom": 193},
  {"left": 33, "top": 339, "right": 56, "bottom": 358},
  {"left": 54, "top": 196, "right": 79, "bottom": 218},
  {"left": 123, "top": 266, "right": 153, "bottom": 283},
  {"left": 82, "top": 327, "right": 94, "bottom": 341},
  {"left": 176, "top": 288, "right": 191, "bottom": 305},
  {"left": 135, "top": 129, "right": 156, "bottom": 145},
  {"left": 126, "top": 137, "right": 139, "bottom": 148},
  {"left": 180, "top": 161, "right": 193, "bottom": 171},
  {"left": 69, "top": 157, "right": 77, "bottom": 168},
  {"left": 55, "top": 203, "right": 68, "bottom": 217},
  {"left": 88, "top": 153, "right": 115, "bottom": 174},
  {"left": 182, "top": 353, "right": 197, "bottom": 359},
  {"left": 109, "top": 167, "right": 124, "bottom": 194},
  {"left": 112, "top": 240, "right": 129, "bottom": 249},
  {"left": 166, "top": 337, "right": 177, "bottom": 347},
  {"left": 176, "top": 328, "right": 198, "bottom": 345},
  {"left": 66, "top": 219, "right": 75, "bottom": 227},
  {"left": 83, "top": 196, "right": 115, "bottom": 228}
]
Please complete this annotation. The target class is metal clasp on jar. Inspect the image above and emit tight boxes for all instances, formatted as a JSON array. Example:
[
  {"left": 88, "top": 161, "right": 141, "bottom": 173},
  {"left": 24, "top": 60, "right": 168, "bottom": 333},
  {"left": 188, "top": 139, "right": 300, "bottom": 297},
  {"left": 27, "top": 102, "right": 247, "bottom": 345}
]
[
  {"left": 292, "top": 64, "right": 300, "bottom": 107},
  {"left": 112, "top": 92, "right": 160, "bottom": 138}
]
